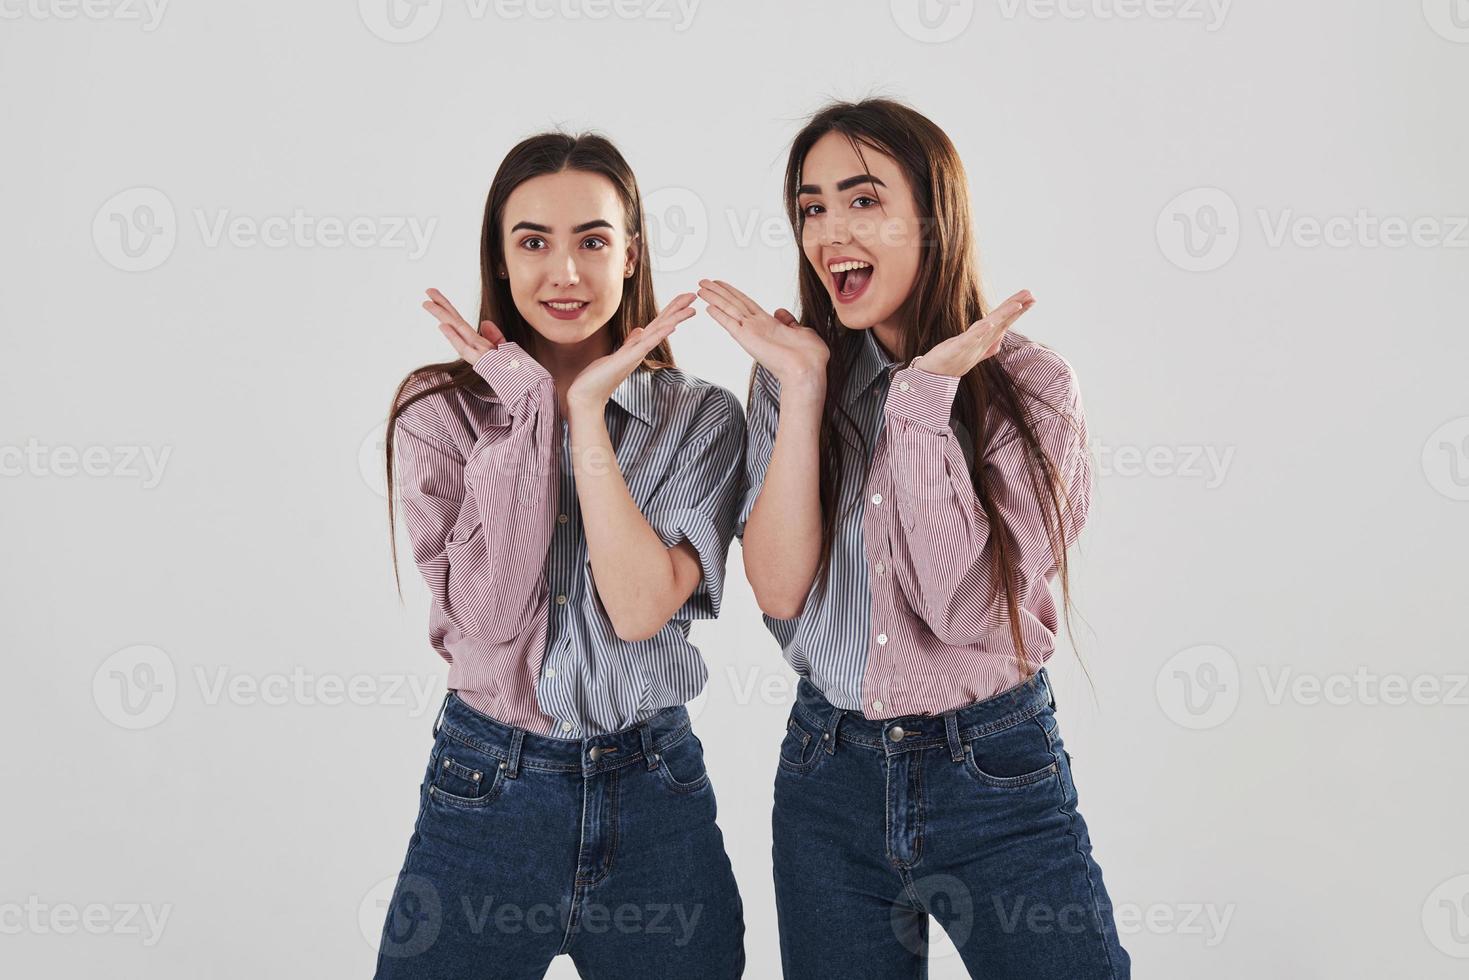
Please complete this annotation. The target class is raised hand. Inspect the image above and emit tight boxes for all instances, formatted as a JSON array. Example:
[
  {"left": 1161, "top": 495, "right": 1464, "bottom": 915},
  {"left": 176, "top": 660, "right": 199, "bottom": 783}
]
[
  {"left": 911, "top": 290, "right": 1035, "bottom": 378},
  {"left": 422, "top": 287, "right": 505, "bottom": 365},
  {"left": 566, "top": 292, "right": 695, "bottom": 412},
  {"left": 697, "top": 279, "right": 829, "bottom": 393}
]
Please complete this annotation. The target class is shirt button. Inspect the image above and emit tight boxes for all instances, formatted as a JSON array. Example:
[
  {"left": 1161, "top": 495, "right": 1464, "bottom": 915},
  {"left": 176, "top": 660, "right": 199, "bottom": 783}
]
[
  {"left": 873, "top": 700, "right": 884, "bottom": 712},
  {"left": 556, "top": 594, "right": 567, "bottom": 605},
  {"left": 898, "top": 380, "right": 911, "bottom": 392},
  {"left": 509, "top": 358, "right": 521, "bottom": 369},
  {"left": 558, "top": 514, "right": 569, "bottom": 524},
  {"left": 545, "top": 668, "right": 556, "bottom": 678},
  {"left": 870, "top": 493, "right": 883, "bottom": 505},
  {"left": 874, "top": 561, "right": 885, "bottom": 575},
  {"left": 561, "top": 721, "right": 573, "bottom": 733},
  {"left": 877, "top": 633, "right": 888, "bottom": 645}
]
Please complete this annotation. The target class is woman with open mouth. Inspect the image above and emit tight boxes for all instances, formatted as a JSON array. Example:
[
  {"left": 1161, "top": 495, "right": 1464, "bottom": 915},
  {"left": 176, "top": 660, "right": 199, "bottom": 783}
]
[
  {"left": 699, "top": 98, "right": 1130, "bottom": 979},
  {"left": 374, "top": 132, "right": 746, "bottom": 978}
]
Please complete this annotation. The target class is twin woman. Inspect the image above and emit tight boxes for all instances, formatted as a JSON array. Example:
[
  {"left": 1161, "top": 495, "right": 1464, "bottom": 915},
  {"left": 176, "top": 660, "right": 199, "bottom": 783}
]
[{"left": 373, "top": 97, "right": 1132, "bottom": 980}]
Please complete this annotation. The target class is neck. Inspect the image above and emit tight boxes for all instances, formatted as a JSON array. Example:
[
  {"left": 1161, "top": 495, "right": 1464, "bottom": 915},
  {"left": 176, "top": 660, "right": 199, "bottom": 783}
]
[
  {"left": 530, "top": 325, "right": 616, "bottom": 416},
  {"left": 870, "top": 320, "right": 903, "bottom": 364}
]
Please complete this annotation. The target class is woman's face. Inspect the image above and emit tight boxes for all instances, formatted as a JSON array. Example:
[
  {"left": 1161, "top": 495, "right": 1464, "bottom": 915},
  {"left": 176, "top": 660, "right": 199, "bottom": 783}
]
[
  {"left": 797, "top": 131, "right": 923, "bottom": 332},
  {"left": 499, "top": 170, "right": 636, "bottom": 344}
]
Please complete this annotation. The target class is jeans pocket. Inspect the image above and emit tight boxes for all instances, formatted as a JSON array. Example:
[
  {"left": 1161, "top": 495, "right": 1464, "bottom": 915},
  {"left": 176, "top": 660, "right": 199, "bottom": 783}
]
[
  {"left": 427, "top": 730, "right": 507, "bottom": 808},
  {"left": 961, "top": 709, "right": 1060, "bottom": 789},
  {"left": 653, "top": 729, "right": 711, "bottom": 795},
  {"left": 777, "top": 712, "right": 825, "bottom": 775}
]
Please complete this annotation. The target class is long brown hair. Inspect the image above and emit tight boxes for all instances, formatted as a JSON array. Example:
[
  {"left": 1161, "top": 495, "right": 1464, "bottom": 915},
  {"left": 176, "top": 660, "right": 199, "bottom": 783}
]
[
  {"left": 780, "top": 98, "right": 1091, "bottom": 686},
  {"left": 383, "top": 131, "right": 673, "bottom": 596}
]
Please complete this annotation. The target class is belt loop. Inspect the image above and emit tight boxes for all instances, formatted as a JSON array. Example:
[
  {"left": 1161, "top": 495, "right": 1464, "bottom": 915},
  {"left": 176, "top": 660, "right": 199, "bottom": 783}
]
[
  {"left": 823, "top": 705, "right": 843, "bottom": 754},
  {"left": 431, "top": 690, "right": 451, "bottom": 737},
  {"left": 639, "top": 721, "right": 659, "bottom": 770},
  {"left": 505, "top": 728, "right": 525, "bottom": 779},
  {"left": 945, "top": 711, "right": 964, "bottom": 763}
]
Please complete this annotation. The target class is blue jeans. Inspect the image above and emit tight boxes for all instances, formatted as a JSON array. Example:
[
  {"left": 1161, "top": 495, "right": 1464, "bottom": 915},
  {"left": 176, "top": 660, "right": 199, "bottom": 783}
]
[
  {"left": 375, "top": 691, "right": 745, "bottom": 979},
  {"left": 772, "top": 667, "right": 1130, "bottom": 979}
]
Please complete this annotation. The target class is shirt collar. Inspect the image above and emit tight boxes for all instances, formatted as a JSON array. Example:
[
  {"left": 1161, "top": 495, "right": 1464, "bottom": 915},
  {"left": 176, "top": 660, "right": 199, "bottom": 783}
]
[
  {"left": 609, "top": 365, "right": 655, "bottom": 425},
  {"left": 844, "top": 327, "right": 900, "bottom": 405}
]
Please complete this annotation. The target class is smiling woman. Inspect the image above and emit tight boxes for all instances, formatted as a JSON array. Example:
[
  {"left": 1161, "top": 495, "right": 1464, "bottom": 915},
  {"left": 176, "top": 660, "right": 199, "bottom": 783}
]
[
  {"left": 369, "top": 132, "right": 747, "bottom": 979},
  {"left": 698, "top": 98, "right": 1129, "bottom": 979}
]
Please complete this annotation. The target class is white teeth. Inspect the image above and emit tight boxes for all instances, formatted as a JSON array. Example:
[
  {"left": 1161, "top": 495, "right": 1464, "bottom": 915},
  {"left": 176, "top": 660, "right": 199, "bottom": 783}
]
[
  {"left": 545, "top": 301, "right": 586, "bottom": 311},
  {"left": 827, "top": 260, "right": 872, "bottom": 273}
]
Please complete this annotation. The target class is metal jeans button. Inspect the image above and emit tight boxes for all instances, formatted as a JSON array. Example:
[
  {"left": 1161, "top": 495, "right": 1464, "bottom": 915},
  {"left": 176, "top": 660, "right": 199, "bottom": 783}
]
[{"left": 888, "top": 725, "right": 906, "bottom": 742}]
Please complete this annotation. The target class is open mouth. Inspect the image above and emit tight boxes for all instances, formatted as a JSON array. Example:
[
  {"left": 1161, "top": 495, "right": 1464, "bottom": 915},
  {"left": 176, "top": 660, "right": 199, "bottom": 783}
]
[
  {"left": 829, "top": 259, "right": 874, "bottom": 303},
  {"left": 540, "top": 300, "right": 590, "bottom": 321}
]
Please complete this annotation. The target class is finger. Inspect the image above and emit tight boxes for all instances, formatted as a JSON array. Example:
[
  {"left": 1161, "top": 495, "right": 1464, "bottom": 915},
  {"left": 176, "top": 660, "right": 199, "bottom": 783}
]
[
  {"left": 425, "top": 301, "right": 487, "bottom": 354},
  {"left": 773, "top": 307, "right": 799, "bottom": 328},
  {"left": 424, "top": 288, "right": 475, "bottom": 331},
  {"left": 712, "top": 280, "right": 764, "bottom": 317},
  {"left": 696, "top": 286, "right": 748, "bottom": 323},
  {"left": 695, "top": 280, "right": 748, "bottom": 316},
  {"left": 658, "top": 292, "right": 697, "bottom": 317},
  {"left": 647, "top": 294, "right": 697, "bottom": 332},
  {"left": 437, "top": 322, "right": 480, "bottom": 362},
  {"left": 703, "top": 303, "right": 744, "bottom": 336},
  {"left": 478, "top": 320, "right": 505, "bottom": 347}
]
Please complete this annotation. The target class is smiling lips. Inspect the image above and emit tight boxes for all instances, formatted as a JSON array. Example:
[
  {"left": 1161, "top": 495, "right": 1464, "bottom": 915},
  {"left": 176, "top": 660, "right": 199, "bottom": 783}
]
[
  {"left": 541, "top": 299, "right": 589, "bottom": 320},
  {"left": 828, "top": 258, "right": 874, "bottom": 302}
]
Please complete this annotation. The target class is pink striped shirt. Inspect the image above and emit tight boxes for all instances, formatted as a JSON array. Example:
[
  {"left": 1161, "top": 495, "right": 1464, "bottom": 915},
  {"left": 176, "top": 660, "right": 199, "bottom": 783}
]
[{"left": 738, "top": 328, "right": 1092, "bottom": 720}]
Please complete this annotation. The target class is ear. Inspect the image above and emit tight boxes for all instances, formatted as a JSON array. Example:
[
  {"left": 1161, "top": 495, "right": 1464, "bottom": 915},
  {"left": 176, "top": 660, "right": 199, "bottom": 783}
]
[{"left": 623, "top": 232, "right": 641, "bottom": 278}]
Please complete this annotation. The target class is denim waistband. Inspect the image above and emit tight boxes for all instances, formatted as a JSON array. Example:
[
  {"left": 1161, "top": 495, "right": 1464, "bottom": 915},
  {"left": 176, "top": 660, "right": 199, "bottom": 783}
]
[
  {"left": 792, "top": 668, "right": 1056, "bottom": 758},
  {"left": 431, "top": 690, "right": 695, "bottom": 777}
]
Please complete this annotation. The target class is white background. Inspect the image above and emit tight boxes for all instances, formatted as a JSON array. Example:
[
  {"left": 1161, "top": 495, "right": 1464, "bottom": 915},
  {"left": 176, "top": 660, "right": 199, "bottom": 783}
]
[{"left": 3, "top": 1, "right": 1468, "bottom": 977}]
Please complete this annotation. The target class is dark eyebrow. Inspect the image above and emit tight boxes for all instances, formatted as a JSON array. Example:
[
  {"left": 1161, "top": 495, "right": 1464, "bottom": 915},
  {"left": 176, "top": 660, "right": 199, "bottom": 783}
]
[
  {"left": 508, "top": 219, "right": 615, "bottom": 234},
  {"left": 796, "top": 174, "right": 886, "bottom": 196}
]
